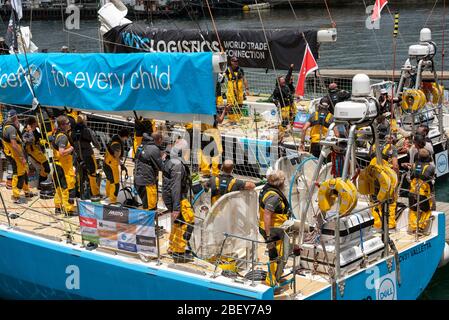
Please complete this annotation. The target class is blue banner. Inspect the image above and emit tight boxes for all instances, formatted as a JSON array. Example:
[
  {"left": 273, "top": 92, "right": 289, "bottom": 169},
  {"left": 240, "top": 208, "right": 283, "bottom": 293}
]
[{"left": 0, "top": 52, "right": 215, "bottom": 117}]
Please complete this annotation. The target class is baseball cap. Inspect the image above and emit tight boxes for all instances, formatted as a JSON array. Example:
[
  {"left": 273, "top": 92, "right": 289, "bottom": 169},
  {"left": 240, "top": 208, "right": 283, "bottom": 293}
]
[
  {"left": 380, "top": 88, "right": 388, "bottom": 94},
  {"left": 7, "top": 109, "right": 18, "bottom": 118}
]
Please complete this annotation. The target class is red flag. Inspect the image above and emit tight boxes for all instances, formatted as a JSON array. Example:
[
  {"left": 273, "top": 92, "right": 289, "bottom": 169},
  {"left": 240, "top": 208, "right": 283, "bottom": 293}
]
[
  {"left": 295, "top": 44, "right": 318, "bottom": 97},
  {"left": 371, "top": 0, "right": 388, "bottom": 22}
]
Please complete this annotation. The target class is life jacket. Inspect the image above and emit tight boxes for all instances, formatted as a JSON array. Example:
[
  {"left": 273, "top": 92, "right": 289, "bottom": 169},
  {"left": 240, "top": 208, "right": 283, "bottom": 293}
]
[
  {"left": 22, "top": 127, "right": 43, "bottom": 154},
  {"left": 106, "top": 134, "right": 123, "bottom": 161},
  {"left": 370, "top": 143, "right": 395, "bottom": 162},
  {"left": 409, "top": 161, "right": 433, "bottom": 212},
  {"left": 1, "top": 121, "right": 24, "bottom": 157},
  {"left": 51, "top": 130, "right": 73, "bottom": 167},
  {"left": 71, "top": 124, "right": 96, "bottom": 158},
  {"left": 258, "top": 184, "right": 290, "bottom": 230},
  {"left": 328, "top": 90, "right": 339, "bottom": 107},
  {"left": 225, "top": 66, "right": 244, "bottom": 106},
  {"left": 211, "top": 174, "right": 238, "bottom": 205},
  {"left": 309, "top": 110, "right": 333, "bottom": 143}
]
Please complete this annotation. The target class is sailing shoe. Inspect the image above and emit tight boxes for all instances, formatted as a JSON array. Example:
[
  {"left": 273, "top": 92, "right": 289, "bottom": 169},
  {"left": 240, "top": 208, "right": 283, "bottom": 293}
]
[
  {"left": 66, "top": 209, "right": 79, "bottom": 217},
  {"left": 12, "top": 196, "right": 25, "bottom": 204},
  {"left": 55, "top": 207, "right": 62, "bottom": 215},
  {"left": 25, "top": 192, "right": 37, "bottom": 198}
]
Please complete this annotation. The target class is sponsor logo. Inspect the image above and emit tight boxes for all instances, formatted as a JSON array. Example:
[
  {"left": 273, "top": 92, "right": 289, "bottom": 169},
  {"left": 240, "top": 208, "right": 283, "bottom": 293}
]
[
  {"left": 97, "top": 220, "right": 116, "bottom": 231},
  {"left": 437, "top": 152, "right": 448, "bottom": 174},
  {"left": 118, "top": 241, "right": 137, "bottom": 253},
  {"left": 103, "top": 206, "right": 129, "bottom": 223},
  {"left": 377, "top": 278, "right": 396, "bottom": 300},
  {"left": 81, "top": 234, "right": 99, "bottom": 244},
  {"left": 28, "top": 65, "right": 42, "bottom": 89},
  {"left": 136, "top": 225, "right": 155, "bottom": 237},
  {"left": 99, "top": 238, "right": 118, "bottom": 248},
  {"left": 118, "top": 232, "right": 136, "bottom": 243},
  {"left": 79, "top": 216, "right": 97, "bottom": 228},
  {"left": 116, "top": 223, "right": 137, "bottom": 233},
  {"left": 137, "top": 245, "right": 157, "bottom": 255},
  {"left": 65, "top": 265, "right": 80, "bottom": 290},
  {"left": 98, "top": 230, "right": 118, "bottom": 240},
  {"left": 122, "top": 32, "right": 150, "bottom": 50},
  {"left": 136, "top": 235, "right": 156, "bottom": 247},
  {"left": 80, "top": 226, "right": 98, "bottom": 236}
]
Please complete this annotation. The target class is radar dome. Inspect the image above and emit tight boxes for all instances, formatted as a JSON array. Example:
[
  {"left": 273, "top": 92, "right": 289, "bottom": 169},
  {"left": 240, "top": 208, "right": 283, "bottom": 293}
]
[{"left": 352, "top": 74, "right": 371, "bottom": 97}]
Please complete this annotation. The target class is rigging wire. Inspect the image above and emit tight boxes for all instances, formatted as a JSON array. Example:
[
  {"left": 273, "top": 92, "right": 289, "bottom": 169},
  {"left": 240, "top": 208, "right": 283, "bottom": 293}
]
[
  {"left": 205, "top": 0, "right": 224, "bottom": 52},
  {"left": 361, "top": 0, "right": 394, "bottom": 76},
  {"left": 5, "top": 8, "right": 76, "bottom": 235},
  {"left": 323, "top": 0, "right": 336, "bottom": 28},
  {"left": 442, "top": 0, "right": 446, "bottom": 79},
  {"left": 423, "top": 0, "right": 440, "bottom": 28},
  {"left": 390, "top": 11, "right": 399, "bottom": 129}
]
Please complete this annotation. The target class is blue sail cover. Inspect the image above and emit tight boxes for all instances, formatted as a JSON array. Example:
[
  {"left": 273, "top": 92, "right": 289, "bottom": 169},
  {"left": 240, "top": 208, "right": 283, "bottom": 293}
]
[{"left": 0, "top": 52, "right": 215, "bottom": 122}]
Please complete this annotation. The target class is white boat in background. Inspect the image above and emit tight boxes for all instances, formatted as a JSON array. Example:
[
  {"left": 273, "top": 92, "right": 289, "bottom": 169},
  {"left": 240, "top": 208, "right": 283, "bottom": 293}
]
[{"left": 242, "top": 2, "right": 271, "bottom": 11}]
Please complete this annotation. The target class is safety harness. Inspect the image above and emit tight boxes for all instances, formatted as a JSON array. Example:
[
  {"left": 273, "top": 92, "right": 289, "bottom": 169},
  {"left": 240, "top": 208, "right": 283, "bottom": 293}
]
[
  {"left": 259, "top": 184, "right": 291, "bottom": 229},
  {"left": 211, "top": 174, "right": 237, "bottom": 203},
  {"left": 107, "top": 134, "right": 124, "bottom": 158}
]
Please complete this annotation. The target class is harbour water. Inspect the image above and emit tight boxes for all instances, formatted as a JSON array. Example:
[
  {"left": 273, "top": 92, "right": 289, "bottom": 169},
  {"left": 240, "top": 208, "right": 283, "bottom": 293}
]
[{"left": 0, "top": 3, "right": 448, "bottom": 299}]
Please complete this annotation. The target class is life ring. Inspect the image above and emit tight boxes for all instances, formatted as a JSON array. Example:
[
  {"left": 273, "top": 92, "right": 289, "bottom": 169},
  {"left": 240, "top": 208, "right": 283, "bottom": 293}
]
[
  {"left": 317, "top": 178, "right": 358, "bottom": 216},
  {"left": 357, "top": 167, "right": 374, "bottom": 195},
  {"left": 402, "top": 89, "right": 426, "bottom": 113},
  {"left": 365, "top": 163, "right": 393, "bottom": 202}
]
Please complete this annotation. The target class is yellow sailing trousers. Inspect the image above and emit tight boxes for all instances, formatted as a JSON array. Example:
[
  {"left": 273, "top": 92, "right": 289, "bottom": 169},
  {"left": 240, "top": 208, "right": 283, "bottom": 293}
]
[
  {"left": 53, "top": 162, "right": 76, "bottom": 213},
  {"left": 26, "top": 145, "right": 50, "bottom": 180},
  {"left": 6, "top": 155, "right": 29, "bottom": 199},
  {"left": 133, "top": 135, "right": 143, "bottom": 159},
  {"left": 372, "top": 196, "right": 397, "bottom": 229},
  {"left": 259, "top": 227, "right": 284, "bottom": 287},
  {"left": 169, "top": 199, "right": 195, "bottom": 254},
  {"left": 104, "top": 157, "right": 120, "bottom": 203},
  {"left": 198, "top": 128, "right": 222, "bottom": 177},
  {"left": 280, "top": 103, "right": 297, "bottom": 124},
  {"left": 266, "top": 239, "right": 284, "bottom": 287},
  {"left": 137, "top": 184, "right": 158, "bottom": 210},
  {"left": 409, "top": 208, "right": 432, "bottom": 231},
  {"left": 85, "top": 154, "right": 99, "bottom": 197}
]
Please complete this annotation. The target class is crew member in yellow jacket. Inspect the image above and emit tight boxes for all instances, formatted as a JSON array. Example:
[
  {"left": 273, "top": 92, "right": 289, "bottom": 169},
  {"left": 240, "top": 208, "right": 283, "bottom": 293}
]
[
  {"left": 369, "top": 138, "right": 399, "bottom": 230},
  {"left": 224, "top": 57, "right": 249, "bottom": 123},
  {"left": 52, "top": 115, "right": 76, "bottom": 215},
  {"left": 258, "top": 170, "right": 290, "bottom": 288},
  {"left": 22, "top": 116, "right": 50, "bottom": 188},
  {"left": 299, "top": 98, "right": 334, "bottom": 158},
  {"left": 1, "top": 110, "right": 34, "bottom": 203},
  {"left": 408, "top": 148, "right": 435, "bottom": 233},
  {"left": 186, "top": 83, "right": 229, "bottom": 177},
  {"left": 104, "top": 128, "right": 129, "bottom": 204}
]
